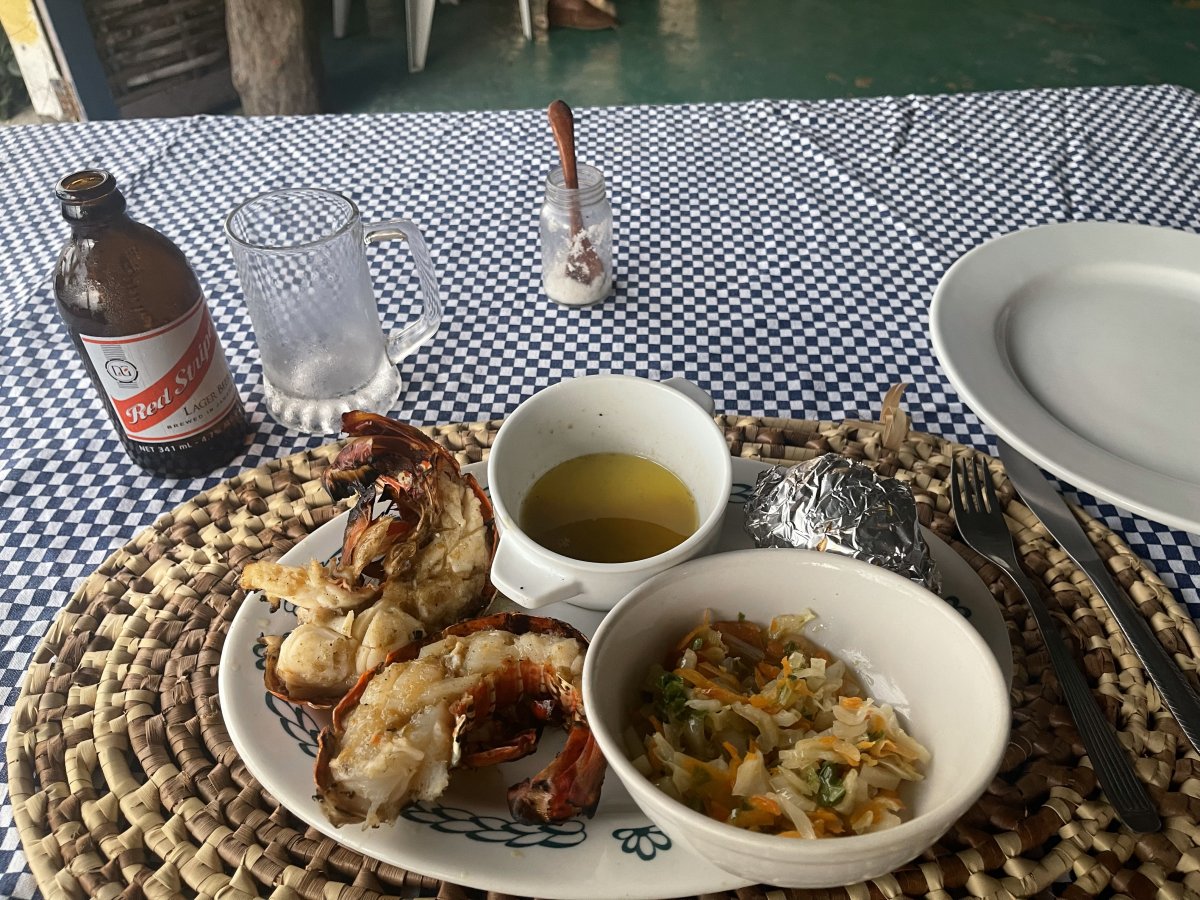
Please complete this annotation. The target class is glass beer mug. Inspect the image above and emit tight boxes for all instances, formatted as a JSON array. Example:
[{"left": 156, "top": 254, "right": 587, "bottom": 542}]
[{"left": 224, "top": 188, "right": 442, "bottom": 434}]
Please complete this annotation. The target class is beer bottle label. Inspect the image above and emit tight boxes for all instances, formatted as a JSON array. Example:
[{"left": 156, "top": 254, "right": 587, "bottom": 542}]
[{"left": 80, "top": 299, "right": 239, "bottom": 444}]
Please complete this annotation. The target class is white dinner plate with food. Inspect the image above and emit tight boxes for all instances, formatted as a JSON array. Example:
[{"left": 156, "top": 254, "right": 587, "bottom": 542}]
[
  {"left": 930, "top": 221, "right": 1200, "bottom": 534},
  {"left": 218, "top": 457, "right": 1012, "bottom": 900}
]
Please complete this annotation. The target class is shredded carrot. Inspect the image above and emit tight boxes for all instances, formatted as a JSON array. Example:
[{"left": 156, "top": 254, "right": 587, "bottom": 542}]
[
  {"left": 748, "top": 794, "right": 782, "bottom": 816},
  {"left": 697, "top": 659, "right": 741, "bottom": 688},
  {"left": 646, "top": 740, "right": 662, "bottom": 771},
  {"left": 850, "top": 804, "right": 879, "bottom": 830},
  {"left": 722, "top": 741, "right": 742, "bottom": 761},
  {"left": 722, "top": 741, "right": 743, "bottom": 780},
  {"left": 840, "top": 696, "right": 864, "bottom": 711},
  {"left": 673, "top": 621, "right": 711, "bottom": 654},
  {"left": 777, "top": 675, "right": 813, "bottom": 700},
  {"left": 706, "top": 800, "right": 732, "bottom": 823},
  {"left": 753, "top": 659, "right": 783, "bottom": 691},
  {"left": 675, "top": 667, "right": 747, "bottom": 705},
  {"left": 747, "top": 693, "right": 780, "bottom": 711},
  {"left": 810, "top": 808, "right": 845, "bottom": 834},
  {"left": 849, "top": 792, "right": 901, "bottom": 830},
  {"left": 729, "top": 804, "right": 778, "bottom": 830},
  {"left": 763, "top": 638, "right": 789, "bottom": 660},
  {"left": 713, "top": 620, "right": 768, "bottom": 652}
]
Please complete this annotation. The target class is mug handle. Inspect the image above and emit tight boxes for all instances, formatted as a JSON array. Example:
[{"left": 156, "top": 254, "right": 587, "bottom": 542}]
[
  {"left": 364, "top": 220, "right": 443, "bottom": 363},
  {"left": 662, "top": 376, "right": 716, "bottom": 415},
  {"left": 490, "top": 537, "right": 583, "bottom": 609}
]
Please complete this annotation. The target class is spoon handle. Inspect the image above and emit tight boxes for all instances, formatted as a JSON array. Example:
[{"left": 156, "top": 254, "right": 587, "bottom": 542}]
[{"left": 548, "top": 100, "right": 580, "bottom": 191}]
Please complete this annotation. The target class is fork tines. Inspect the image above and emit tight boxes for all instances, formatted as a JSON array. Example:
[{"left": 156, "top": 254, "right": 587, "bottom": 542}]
[{"left": 952, "top": 455, "right": 988, "bottom": 515}]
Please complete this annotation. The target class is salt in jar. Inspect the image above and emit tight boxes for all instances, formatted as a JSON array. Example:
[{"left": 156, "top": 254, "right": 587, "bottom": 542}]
[{"left": 540, "top": 163, "right": 613, "bottom": 306}]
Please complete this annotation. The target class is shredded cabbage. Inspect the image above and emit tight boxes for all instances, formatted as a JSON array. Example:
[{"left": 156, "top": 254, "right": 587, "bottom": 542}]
[{"left": 632, "top": 611, "right": 930, "bottom": 838}]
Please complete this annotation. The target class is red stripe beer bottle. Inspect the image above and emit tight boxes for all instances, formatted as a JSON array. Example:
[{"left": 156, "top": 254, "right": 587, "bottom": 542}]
[{"left": 54, "top": 169, "right": 249, "bottom": 477}]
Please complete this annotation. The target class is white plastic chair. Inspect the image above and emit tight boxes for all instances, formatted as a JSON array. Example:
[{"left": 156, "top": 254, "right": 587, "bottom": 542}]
[{"left": 333, "top": 0, "right": 532, "bottom": 73}]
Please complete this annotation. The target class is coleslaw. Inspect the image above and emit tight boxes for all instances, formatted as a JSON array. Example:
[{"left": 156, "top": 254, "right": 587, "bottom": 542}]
[{"left": 626, "top": 611, "right": 930, "bottom": 838}]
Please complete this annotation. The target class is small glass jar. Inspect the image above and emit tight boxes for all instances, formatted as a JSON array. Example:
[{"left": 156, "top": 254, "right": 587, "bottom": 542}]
[{"left": 540, "top": 164, "right": 613, "bottom": 306}]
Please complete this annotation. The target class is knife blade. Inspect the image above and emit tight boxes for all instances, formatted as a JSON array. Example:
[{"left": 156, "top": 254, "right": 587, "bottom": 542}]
[{"left": 997, "top": 437, "right": 1200, "bottom": 755}]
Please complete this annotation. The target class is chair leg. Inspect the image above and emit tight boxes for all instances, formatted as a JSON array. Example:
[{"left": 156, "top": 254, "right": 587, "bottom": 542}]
[
  {"left": 529, "top": 0, "right": 549, "bottom": 38},
  {"left": 519, "top": 0, "right": 533, "bottom": 40},
  {"left": 333, "top": 0, "right": 350, "bottom": 38},
  {"left": 406, "top": 0, "right": 436, "bottom": 71}
]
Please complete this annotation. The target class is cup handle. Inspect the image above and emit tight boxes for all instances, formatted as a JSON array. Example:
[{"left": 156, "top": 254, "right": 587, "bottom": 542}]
[
  {"left": 363, "top": 219, "right": 443, "bottom": 363},
  {"left": 661, "top": 376, "right": 716, "bottom": 415},
  {"left": 491, "top": 536, "right": 583, "bottom": 609}
]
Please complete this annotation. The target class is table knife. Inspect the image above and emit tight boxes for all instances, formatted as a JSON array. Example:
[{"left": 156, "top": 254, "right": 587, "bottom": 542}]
[{"left": 997, "top": 438, "right": 1200, "bottom": 755}]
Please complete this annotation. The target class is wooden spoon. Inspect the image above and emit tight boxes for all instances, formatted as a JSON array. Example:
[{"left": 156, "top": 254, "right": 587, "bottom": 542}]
[{"left": 547, "top": 99, "right": 604, "bottom": 285}]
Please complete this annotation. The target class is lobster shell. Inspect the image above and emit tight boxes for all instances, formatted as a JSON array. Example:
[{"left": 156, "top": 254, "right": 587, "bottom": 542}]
[
  {"left": 256, "top": 414, "right": 499, "bottom": 709},
  {"left": 314, "top": 613, "right": 605, "bottom": 825}
]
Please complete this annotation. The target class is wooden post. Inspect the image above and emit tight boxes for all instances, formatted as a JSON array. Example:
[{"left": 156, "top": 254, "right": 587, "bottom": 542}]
[
  {"left": 225, "top": 0, "right": 320, "bottom": 116},
  {"left": 1, "top": 0, "right": 72, "bottom": 119},
  {"left": 38, "top": 0, "right": 119, "bottom": 119}
]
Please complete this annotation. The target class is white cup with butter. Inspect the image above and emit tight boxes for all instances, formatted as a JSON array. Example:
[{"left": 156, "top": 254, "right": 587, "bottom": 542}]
[{"left": 487, "top": 375, "right": 733, "bottom": 611}]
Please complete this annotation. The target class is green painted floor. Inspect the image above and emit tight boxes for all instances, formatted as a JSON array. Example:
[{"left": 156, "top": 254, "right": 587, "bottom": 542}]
[{"left": 321, "top": 0, "right": 1200, "bottom": 113}]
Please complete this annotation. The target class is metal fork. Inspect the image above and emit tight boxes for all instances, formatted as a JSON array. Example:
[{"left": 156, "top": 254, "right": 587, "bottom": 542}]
[{"left": 951, "top": 454, "right": 1161, "bottom": 833}]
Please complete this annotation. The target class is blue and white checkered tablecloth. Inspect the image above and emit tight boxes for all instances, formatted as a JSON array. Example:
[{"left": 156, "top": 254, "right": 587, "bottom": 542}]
[{"left": 1, "top": 85, "right": 1199, "bottom": 897}]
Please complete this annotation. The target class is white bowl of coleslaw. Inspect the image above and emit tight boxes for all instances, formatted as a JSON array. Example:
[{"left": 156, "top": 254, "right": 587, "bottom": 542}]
[{"left": 583, "top": 548, "right": 1010, "bottom": 889}]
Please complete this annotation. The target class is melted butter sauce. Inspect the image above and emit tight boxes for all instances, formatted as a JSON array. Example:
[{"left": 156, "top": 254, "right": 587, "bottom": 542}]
[{"left": 521, "top": 453, "right": 698, "bottom": 563}]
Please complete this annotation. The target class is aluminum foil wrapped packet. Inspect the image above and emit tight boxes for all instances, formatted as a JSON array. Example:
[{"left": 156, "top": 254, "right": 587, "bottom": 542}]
[{"left": 743, "top": 453, "right": 941, "bottom": 593}]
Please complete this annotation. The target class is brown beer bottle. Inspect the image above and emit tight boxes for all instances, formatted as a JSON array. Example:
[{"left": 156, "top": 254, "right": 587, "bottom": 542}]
[{"left": 53, "top": 169, "right": 249, "bottom": 477}]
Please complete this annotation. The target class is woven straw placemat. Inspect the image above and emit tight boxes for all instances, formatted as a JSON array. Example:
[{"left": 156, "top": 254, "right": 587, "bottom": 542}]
[{"left": 9, "top": 395, "right": 1200, "bottom": 900}]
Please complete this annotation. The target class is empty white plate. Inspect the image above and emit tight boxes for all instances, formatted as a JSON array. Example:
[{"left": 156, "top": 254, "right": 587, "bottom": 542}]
[{"left": 931, "top": 221, "right": 1200, "bottom": 533}]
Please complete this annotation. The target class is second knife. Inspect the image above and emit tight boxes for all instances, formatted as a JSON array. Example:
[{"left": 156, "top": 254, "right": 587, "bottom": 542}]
[{"left": 997, "top": 437, "right": 1200, "bottom": 755}]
